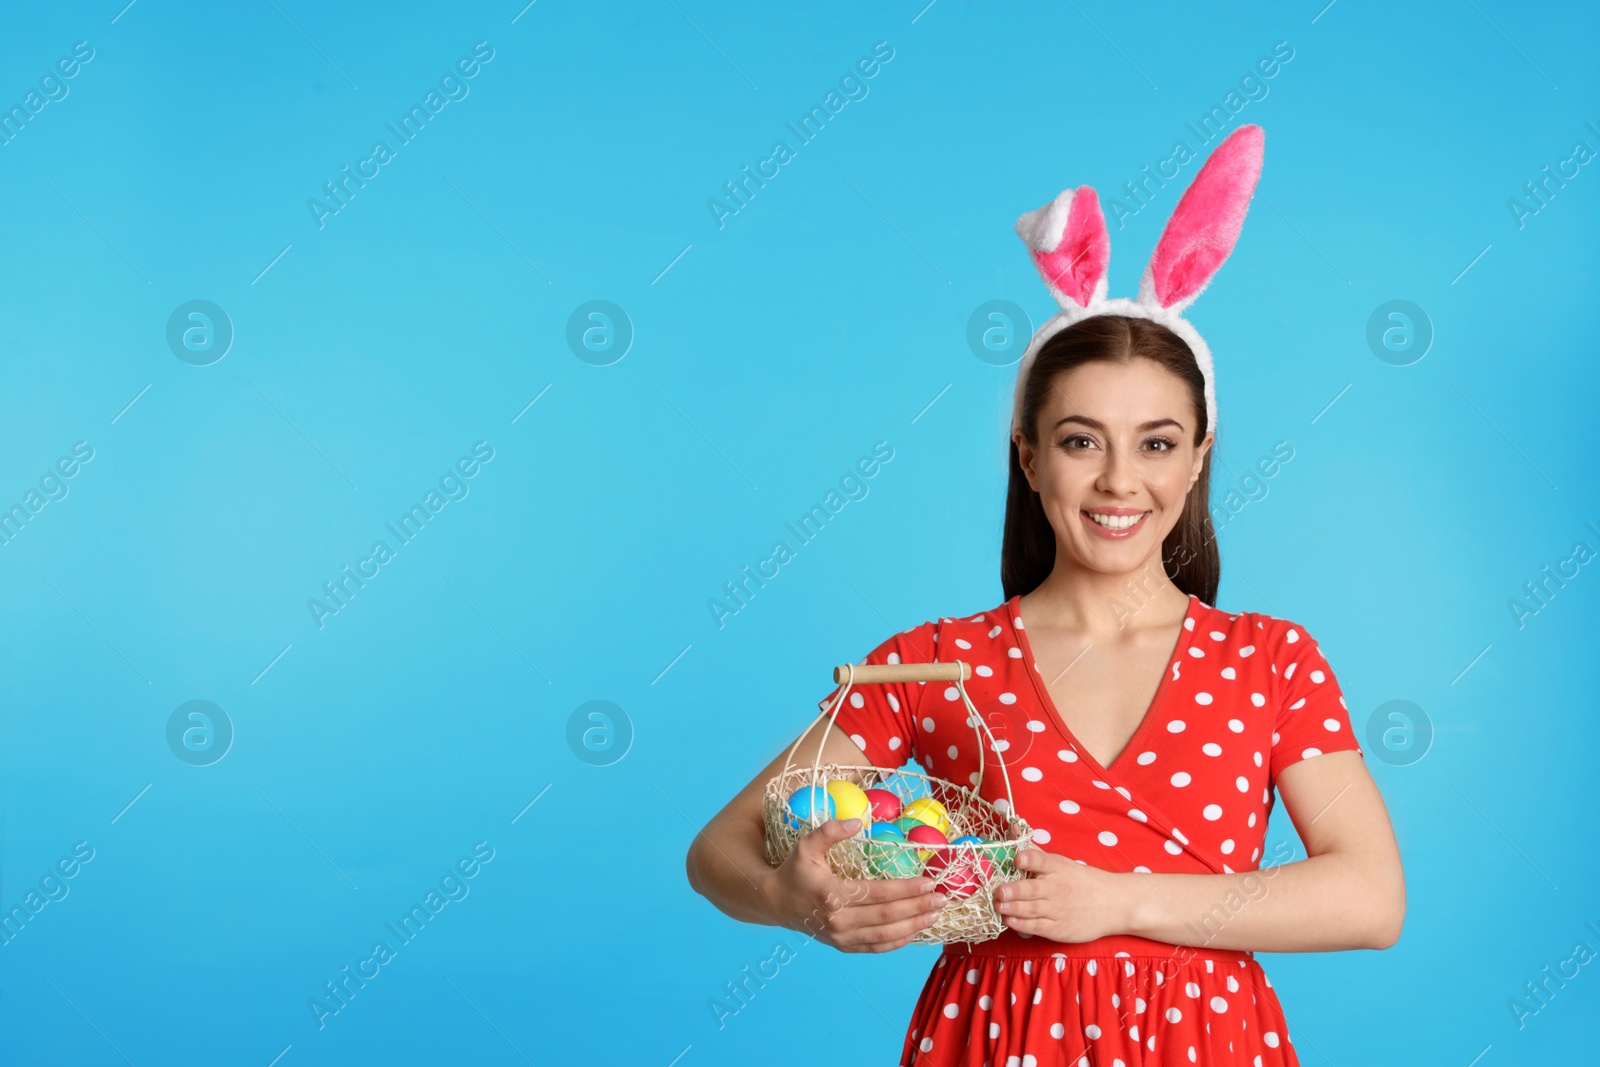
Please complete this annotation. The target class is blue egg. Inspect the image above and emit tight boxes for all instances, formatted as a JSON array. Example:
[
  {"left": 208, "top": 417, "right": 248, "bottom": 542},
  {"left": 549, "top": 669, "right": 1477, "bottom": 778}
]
[
  {"left": 878, "top": 771, "right": 930, "bottom": 805},
  {"left": 869, "top": 821, "right": 907, "bottom": 840},
  {"left": 785, "top": 786, "right": 835, "bottom": 829},
  {"left": 951, "top": 835, "right": 984, "bottom": 847}
]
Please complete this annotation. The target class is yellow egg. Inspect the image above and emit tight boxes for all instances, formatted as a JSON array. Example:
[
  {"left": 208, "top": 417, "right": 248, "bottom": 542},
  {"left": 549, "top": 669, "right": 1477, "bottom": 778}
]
[
  {"left": 902, "top": 797, "right": 951, "bottom": 837},
  {"left": 825, "top": 780, "right": 871, "bottom": 825}
]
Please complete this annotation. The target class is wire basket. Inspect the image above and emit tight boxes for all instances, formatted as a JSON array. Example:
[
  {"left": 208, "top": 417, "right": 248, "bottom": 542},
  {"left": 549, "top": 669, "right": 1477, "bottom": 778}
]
[{"left": 762, "top": 659, "right": 1035, "bottom": 945}]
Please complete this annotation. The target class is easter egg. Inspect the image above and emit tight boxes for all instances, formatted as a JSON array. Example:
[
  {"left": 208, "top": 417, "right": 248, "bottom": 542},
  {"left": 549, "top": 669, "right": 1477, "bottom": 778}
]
[
  {"left": 825, "top": 780, "right": 871, "bottom": 825},
  {"left": 863, "top": 826, "right": 921, "bottom": 878},
  {"left": 951, "top": 835, "right": 984, "bottom": 847},
  {"left": 905, "top": 823, "right": 949, "bottom": 861},
  {"left": 868, "top": 821, "right": 903, "bottom": 839},
  {"left": 865, "top": 788, "right": 902, "bottom": 822},
  {"left": 982, "top": 837, "right": 1017, "bottom": 876},
  {"left": 785, "top": 786, "right": 834, "bottom": 830},
  {"left": 891, "top": 816, "right": 924, "bottom": 837},
  {"left": 902, "top": 797, "right": 952, "bottom": 836},
  {"left": 927, "top": 848, "right": 993, "bottom": 899},
  {"left": 878, "top": 771, "right": 929, "bottom": 804},
  {"left": 872, "top": 849, "right": 921, "bottom": 879}
]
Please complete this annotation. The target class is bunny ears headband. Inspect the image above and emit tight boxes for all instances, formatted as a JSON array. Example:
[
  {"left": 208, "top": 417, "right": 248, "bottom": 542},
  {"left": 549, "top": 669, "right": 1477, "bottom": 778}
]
[{"left": 1011, "top": 123, "right": 1266, "bottom": 437}]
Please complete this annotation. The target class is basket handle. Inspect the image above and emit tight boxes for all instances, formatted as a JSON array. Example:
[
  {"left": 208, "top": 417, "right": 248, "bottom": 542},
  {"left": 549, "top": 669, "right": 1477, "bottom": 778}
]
[
  {"left": 780, "top": 662, "right": 970, "bottom": 774},
  {"left": 832, "top": 663, "right": 970, "bottom": 684},
  {"left": 781, "top": 660, "right": 1023, "bottom": 830}
]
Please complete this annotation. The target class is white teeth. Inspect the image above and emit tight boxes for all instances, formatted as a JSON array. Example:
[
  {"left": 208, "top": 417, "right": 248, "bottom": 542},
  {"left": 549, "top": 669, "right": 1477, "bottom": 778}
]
[{"left": 1087, "top": 511, "right": 1144, "bottom": 530}]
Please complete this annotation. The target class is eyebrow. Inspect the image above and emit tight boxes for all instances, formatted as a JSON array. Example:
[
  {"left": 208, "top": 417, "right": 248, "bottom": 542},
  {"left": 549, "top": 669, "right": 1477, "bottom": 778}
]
[{"left": 1053, "top": 415, "right": 1186, "bottom": 432}]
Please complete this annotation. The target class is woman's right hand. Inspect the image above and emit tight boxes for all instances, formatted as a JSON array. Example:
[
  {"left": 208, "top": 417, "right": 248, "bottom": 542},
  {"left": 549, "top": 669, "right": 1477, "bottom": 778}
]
[{"left": 761, "top": 816, "right": 948, "bottom": 953}]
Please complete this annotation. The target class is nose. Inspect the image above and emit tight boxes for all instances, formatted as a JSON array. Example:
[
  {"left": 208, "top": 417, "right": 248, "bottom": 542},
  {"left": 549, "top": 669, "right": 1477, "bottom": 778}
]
[{"left": 1095, "top": 437, "right": 1144, "bottom": 497}]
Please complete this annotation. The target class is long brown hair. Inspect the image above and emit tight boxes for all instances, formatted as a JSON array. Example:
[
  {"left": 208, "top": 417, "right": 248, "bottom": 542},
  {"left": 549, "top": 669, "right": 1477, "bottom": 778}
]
[{"left": 1001, "top": 314, "right": 1219, "bottom": 605}]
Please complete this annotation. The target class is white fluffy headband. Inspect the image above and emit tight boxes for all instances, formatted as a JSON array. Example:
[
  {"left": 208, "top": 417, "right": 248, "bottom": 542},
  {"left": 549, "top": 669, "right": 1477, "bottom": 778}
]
[{"left": 1011, "top": 123, "right": 1265, "bottom": 438}]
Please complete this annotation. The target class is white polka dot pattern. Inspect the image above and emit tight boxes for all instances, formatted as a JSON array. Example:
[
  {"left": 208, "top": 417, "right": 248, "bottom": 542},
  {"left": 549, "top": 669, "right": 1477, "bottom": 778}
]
[{"left": 814, "top": 594, "right": 1350, "bottom": 1066}]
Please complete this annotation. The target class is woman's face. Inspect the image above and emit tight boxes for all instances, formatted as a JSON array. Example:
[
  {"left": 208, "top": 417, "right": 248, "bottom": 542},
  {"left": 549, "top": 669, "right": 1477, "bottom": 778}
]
[{"left": 1013, "top": 358, "right": 1213, "bottom": 581}]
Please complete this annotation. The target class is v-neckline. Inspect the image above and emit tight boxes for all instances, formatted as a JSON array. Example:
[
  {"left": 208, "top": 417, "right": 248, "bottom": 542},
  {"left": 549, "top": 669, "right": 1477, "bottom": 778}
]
[{"left": 1006, "top": 592, "right": 1199, "bottom": 780}]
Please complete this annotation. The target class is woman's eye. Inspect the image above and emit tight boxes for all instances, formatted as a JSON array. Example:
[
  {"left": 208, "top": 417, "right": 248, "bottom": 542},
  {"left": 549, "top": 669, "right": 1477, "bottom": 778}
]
[{"left": 1057, "top": 434, "right": 1178, "bottom": 451}]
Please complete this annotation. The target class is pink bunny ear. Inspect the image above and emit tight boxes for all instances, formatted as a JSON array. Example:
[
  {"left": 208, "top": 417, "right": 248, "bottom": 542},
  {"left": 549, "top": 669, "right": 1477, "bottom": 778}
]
[
  {"left": 1015, "top": 185, "right": 1109, "bottom": 310},
  {"left": 1139, "top": 124, "right": 1264, "bottom": 313}
]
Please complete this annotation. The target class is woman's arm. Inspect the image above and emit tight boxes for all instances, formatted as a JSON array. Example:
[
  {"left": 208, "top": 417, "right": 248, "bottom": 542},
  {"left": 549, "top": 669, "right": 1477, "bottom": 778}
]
[
  {"left": 683, "top": 723, "right": 815, "bottom": 925},
  {"left": 685, "top": 720, "right": 947, "bottom": 951},
  {"left": 1121, "top": 751, "right": 1406, "bottom": 951},
  {"left": 996, "top": 751, "right": 1405, "bottom": 952}
]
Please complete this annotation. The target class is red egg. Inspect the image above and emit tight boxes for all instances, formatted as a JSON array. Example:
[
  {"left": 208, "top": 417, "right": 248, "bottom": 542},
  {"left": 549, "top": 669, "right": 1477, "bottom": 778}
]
[
  {"left": 927, "top": 849, "right": 994, "bottom": 899},
  {"left": 865, "top": 788, "right": 902, "bottom": 822},
  {"left": 905, "top": 823, "right": 949, "bottom": 858}
]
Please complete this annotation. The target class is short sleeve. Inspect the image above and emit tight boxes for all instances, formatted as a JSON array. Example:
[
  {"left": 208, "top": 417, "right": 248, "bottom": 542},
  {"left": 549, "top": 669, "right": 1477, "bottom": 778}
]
[
  {"left": 813, "top": 620, "right": 938, "bottom": 770},
  {"left": 1268, "top": 621, "right": 1364, "bottom": 782}
]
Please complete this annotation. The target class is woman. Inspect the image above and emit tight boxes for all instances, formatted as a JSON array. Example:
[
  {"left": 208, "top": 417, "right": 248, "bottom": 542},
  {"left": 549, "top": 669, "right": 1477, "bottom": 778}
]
[{"left": 685, "top": 125, "right": 1404, "bottom": 1065}]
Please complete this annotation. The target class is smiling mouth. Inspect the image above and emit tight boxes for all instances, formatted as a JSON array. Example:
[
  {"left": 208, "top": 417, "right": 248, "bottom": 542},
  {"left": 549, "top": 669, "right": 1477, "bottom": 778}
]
[{"left": 1081, "top": 509, "right": 1150, "bottom": 535}]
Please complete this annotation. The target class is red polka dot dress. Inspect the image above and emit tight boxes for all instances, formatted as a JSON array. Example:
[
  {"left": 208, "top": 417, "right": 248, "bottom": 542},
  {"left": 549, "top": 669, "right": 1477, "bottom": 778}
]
[{"left": 816, "top": 594, "right": 1364, "bottom": 1067}]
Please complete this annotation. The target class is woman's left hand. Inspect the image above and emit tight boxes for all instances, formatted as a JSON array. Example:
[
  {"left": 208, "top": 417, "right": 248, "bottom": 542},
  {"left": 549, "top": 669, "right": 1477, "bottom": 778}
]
[{"left": 993, "top": 848, "right": 1134, "bottom": 943}]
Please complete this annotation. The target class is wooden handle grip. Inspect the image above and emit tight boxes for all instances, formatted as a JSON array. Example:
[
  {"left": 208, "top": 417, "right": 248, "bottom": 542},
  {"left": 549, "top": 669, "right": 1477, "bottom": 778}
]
[{"left": 832, "top": 661, "right": 971, "bottom": 684}]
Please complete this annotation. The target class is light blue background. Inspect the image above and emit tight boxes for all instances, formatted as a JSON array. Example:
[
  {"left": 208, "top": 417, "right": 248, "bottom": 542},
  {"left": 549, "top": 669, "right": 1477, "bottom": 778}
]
[{"left": 2, "top": 0, "right": 1596, "bottom": 1063}]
